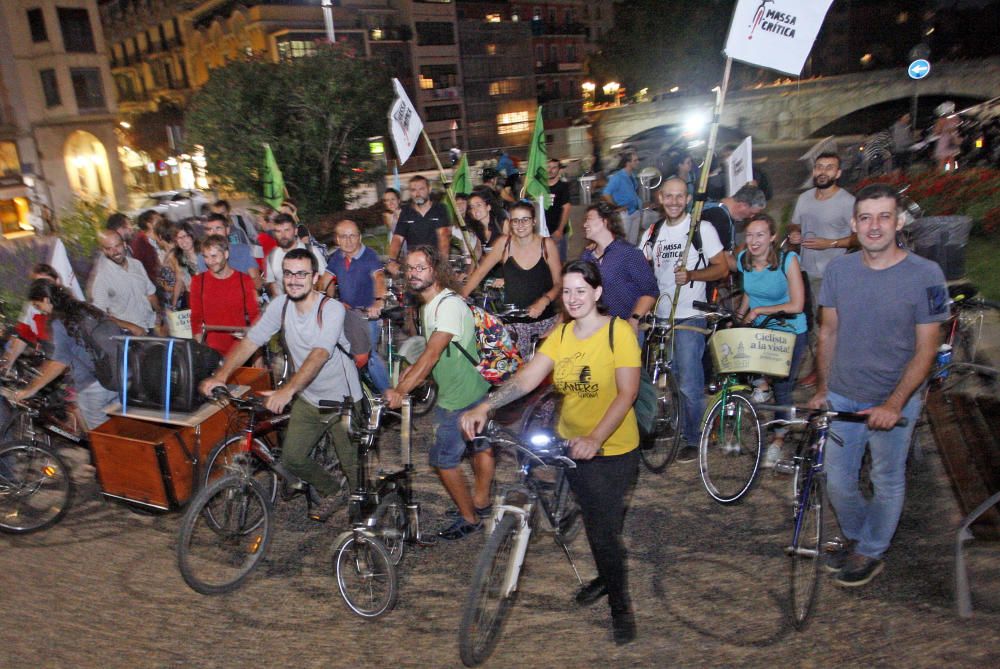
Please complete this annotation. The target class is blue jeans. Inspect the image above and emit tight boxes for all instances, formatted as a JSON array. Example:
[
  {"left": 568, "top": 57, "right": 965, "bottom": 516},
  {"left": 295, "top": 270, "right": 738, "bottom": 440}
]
[
  {"left": 366, "top": 319, "right": 390, "bottom": 393},
  {"left": 670, "top": 317, "right": 707, "bottom": 445},
  {"left": 431, "top": 399, "right": 491, "bottom": 469},
  {"left": 825, "top": 390, "right": 922, "bottom": 560}
]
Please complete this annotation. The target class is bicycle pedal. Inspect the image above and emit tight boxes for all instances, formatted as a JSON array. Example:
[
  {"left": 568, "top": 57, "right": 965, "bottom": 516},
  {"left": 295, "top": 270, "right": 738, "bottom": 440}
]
[{"left": 773, "top": 460, "right": 796, "bottom": 475}]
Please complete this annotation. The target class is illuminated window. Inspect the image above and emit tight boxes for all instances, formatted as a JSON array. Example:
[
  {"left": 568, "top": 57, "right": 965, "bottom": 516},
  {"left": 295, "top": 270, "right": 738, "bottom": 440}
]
[
  {"left": 497, "top": 111, "right": 529, "bottom": 135},
  {"left": 419, "top": 75, "right": 434, "bottom": 89},
  {"left": 371, "top": 28, "right": 384, "bottom": 40},
  {"left": 0, "top": 141, "right": 20, "bottom": 177},
  {"left": 486, "top": 43, "right": 496, "bottom": 55},
  {"left": 486, "top": 13, "right": 501, "bottom": 23},
  {"left": 276, "top": 38, "right": 319, "bottom": 62},
  {"left": 489, "top": 79, "right": 517, "bottom": 96}
]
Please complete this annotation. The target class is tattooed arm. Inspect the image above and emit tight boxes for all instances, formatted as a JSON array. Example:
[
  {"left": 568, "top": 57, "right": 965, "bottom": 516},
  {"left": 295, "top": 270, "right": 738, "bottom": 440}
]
[{"left": 461, "top": 353, "right": 554, "bottom": 438}]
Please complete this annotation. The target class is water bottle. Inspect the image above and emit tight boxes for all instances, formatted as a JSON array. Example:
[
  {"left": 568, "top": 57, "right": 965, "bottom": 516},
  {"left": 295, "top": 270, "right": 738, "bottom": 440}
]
[{"left": 935, "top": 344, "right": 952, "bottom": 379}]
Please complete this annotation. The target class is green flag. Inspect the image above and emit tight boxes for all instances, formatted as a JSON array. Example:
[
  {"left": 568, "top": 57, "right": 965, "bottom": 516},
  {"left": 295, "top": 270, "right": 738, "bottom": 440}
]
[
  {"left": 449, "top": 154, "right": 471, "bottom": 197},
  {"left": 522, "top": 106, "right": 549, "bottom": 201},
  {"left": 262, "top": 143, "right": 285, "bottom": 210}
]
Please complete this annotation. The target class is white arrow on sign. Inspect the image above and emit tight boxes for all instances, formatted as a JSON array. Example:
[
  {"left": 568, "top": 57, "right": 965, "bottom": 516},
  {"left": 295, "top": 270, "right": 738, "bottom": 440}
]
[{"left": 908, "top": 59, "right": 931, "bottom": 80}]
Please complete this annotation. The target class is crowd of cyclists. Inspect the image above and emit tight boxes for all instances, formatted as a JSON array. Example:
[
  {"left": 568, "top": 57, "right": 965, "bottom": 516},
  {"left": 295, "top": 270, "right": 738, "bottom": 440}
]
[{"left": 1, "top": 144, "right": 955, "bottom": 647}]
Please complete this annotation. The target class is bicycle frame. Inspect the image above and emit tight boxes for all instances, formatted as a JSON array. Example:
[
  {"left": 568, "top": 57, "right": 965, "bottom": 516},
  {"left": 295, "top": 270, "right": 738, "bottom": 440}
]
[{"left": 788, "top": 417, "right": 831, "bottom": 557}]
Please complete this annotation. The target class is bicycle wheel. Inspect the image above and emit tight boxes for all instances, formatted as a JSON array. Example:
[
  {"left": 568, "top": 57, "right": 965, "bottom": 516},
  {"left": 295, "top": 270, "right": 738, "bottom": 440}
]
[
  {"left": 373, "top": 491, "right": 407, "bottom": 565},
  {"left": 410, "top": 378, "right": 438, "bottom": 416},
  {"left": 176, "top": 475, "right": 273, "bottom": 595},
  {"left": 0, "top": 440, "right": 73, "bottom": 534},
  {"left": 203, "top": 435, "right": 278, "bottom": 503},
  {"left": 332, "top": 530, "right": 398, "bottom": 619},
  {"left": 788, "top": 470, "right": 824, "bottom": 630},
  {"left": 640, "top": 365, "right": 682, "bottom": 473},
  {"left": 698, "top": 391, "right": 763, "bottom": 504},
  {"left": 458, "top": 514, "right": 520, "bottom": 667}
]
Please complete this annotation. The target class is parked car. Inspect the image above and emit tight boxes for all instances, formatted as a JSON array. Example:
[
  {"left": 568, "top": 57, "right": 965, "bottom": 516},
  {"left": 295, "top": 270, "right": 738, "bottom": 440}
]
[
  {"left": 129, "top": 189, "right": 210, "bottom": 223},
  {"left": 609, "top": 123, "right": 748, "bottom": 174}
]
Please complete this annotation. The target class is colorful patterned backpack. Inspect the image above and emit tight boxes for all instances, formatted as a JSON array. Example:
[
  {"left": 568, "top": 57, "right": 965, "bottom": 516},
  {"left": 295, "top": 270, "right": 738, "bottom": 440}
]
[{"left": 439, "top": 296, "right": 523, "bottom": 385}]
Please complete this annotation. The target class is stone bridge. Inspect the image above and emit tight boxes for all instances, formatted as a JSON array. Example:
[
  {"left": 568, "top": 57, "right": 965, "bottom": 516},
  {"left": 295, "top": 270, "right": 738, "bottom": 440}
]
[{"left": 592, "top": 57, "right": 1000, "bottom": 151}]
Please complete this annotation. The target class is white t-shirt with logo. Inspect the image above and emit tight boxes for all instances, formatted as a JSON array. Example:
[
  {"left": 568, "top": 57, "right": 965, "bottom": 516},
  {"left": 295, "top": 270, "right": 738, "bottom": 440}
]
[{"left": 639, "top": 214, "right": 723, "bottom": 319}]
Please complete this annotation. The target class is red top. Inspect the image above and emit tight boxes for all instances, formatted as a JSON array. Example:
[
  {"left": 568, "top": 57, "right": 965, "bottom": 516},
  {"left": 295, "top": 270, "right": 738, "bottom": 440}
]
[
  {"left": 257, "top": 232, "right": 277, "bottom": 272},
  {"left": 190, "top": 270, "right": 260, "bottom": 355},
  {"left": 130, "top": 231, "right": 161, "bottom": 283}
]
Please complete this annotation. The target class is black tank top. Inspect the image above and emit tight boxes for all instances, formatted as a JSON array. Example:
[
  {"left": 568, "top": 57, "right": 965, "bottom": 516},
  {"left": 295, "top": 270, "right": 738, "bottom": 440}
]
[{"left": 502, "top": 239, "right": 555, "bottom": 321}]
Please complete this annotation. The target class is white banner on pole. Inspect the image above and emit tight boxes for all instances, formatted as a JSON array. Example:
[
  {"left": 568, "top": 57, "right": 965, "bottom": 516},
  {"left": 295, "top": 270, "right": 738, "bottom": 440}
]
[
  {"left": 726, "top": 136, "right": 753, "bottom": 196},
  {"left": 724, "top": 0, "right": 834, "bottom": 76},
  {"left": 388, "top": 78, "right": 423, "bottom": 165}
]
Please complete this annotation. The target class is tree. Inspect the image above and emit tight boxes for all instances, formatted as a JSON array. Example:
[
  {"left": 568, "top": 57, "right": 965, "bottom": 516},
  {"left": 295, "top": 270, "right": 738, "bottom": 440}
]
[{"left": 185, "top": 45, "right": 393, "bottom": 220}]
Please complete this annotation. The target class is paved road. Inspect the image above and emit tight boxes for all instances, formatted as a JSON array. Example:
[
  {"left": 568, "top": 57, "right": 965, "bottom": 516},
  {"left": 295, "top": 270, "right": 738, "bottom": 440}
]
[{"left": 3, "top": 401, "right": 999, "bottom": 668}]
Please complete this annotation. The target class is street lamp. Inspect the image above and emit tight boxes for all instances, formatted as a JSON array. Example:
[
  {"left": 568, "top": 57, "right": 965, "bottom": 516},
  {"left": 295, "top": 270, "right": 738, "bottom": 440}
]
[
  {"left": 582, "top": 81, "right": 596, "bottom": 107},
  {"left": 320, "top": 0, "right": 336, "bottom": 43},
  {"left": 603, "top": 81, "right": 621, "bottom": 106}
]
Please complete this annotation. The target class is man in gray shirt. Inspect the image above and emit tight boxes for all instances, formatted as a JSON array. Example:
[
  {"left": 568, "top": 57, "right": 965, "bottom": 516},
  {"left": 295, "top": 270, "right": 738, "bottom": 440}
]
[
  {"left": 89, "top": 230, "right": 159, "bottom": 334},
  {"left": 201, "top": 248, "right": 361, "bottom": 522},
  {"left": 809, "top": 184, "right": 947, "bottom": 588},
  {"left": 792, "top": 152, "right": 855, "bottom": 384}
]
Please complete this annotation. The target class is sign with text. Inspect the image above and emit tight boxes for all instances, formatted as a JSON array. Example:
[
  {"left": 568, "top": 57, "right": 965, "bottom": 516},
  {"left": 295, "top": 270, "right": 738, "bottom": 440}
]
[
  {"left": 726, "top": 136, "right": 753, "bottom": 196},
  {"left": 388, "top": 78, "right": 423, "bottom": 165},
  {"left": 724, "top": 0, "right": 835, "bottom": 76}
]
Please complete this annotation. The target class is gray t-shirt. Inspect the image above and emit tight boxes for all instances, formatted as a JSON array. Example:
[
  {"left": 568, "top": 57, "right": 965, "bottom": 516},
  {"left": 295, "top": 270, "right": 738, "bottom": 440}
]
[
  {"left": 247, "top": 293, "right": 361, "bottom": 406},
  {"left": 792, "top": 187, "right": 855, "bottom": 277},
  {"left": 90, "top": 255, "right": 157, "bottom": 330},
  {"left": 819, "top": 252, "right": 948, "bottom": 403}
]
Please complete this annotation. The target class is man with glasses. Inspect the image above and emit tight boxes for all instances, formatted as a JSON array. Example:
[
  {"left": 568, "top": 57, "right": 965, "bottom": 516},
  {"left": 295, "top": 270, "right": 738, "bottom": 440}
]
[
  {"left": 201, "top": 248, "right": 362, "bottom": 523},
  {"left": 265, "top": 213, "right": 326, "bottom": 298},
  {"left": 319, "top": 219, "right": 391, "bottom": 392},
  {"left": 384, "top": 245, "right": 492, "bottom": 541},
  {"left": 198, "top": 213, "right": 263, "bottom": 290}
]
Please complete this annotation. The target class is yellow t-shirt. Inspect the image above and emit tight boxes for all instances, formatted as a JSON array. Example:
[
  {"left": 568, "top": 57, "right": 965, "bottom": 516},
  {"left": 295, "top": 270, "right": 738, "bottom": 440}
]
[{"left": 537, "top": 318, "right": 641, "bottom": 456}]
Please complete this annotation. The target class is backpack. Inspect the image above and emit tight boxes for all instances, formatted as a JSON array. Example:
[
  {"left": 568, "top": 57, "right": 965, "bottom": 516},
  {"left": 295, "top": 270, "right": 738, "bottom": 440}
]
[
  {"left": 67, "top": 309, "right": 128, "bottom": 392},
  {"left": 643, "top": 216, "right": 706, "bottom": 272},
  {"left": 280, "top": 295, "right": 371, "bottom": 369},
  {"left": 437, "top": 295, "right": 522, "bottom": 386},
  {"left": 559, "top": 318, "right": 657, "bottom": 438}
]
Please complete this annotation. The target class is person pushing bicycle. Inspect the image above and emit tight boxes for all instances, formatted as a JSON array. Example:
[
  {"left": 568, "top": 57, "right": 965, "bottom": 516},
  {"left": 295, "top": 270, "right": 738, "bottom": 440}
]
[{"left": 200, "top": 248, "right": 363, "bottom": 522}]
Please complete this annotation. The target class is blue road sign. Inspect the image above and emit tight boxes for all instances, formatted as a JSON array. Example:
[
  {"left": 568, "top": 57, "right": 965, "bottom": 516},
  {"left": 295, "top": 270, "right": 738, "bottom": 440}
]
[{"left": 908, "top": 59, "right": 931, "bottom": 80}]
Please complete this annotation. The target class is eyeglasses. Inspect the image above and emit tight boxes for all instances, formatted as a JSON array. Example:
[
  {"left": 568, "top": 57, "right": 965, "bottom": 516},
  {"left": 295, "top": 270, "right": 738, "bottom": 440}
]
[
  {"left": 510, "top": 217, "right": 534, "bottom": 225},
  {"left": 282, "top": 270, "right": 313, "bottom": 279},
  {"left": 406, "top": 264, "right": 430, "bottom": 273}
]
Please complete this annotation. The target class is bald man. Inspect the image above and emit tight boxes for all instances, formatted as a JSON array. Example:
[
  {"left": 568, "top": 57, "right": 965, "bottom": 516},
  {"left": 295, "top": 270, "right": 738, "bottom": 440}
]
[{"left": 89, "top": 230, "right": 159, "bottom": 334}]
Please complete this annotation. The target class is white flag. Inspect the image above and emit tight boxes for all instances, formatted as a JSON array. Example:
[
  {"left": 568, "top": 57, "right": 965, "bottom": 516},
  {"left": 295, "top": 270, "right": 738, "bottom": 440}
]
[
  {"left": 388, "top": 78, "right": 423, "bottom": 165},
  {"left": 726, "top": 136, "right": 753, "bottom": 196},
  {"left": 724, "top": 0, "right": 834, "bottom": 76}
]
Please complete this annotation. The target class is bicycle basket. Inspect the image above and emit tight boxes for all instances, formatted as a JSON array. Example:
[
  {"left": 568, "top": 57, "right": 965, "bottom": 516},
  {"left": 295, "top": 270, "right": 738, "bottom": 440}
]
[{"left": 709, "top": 328, "right": 794, "bottom": 377}]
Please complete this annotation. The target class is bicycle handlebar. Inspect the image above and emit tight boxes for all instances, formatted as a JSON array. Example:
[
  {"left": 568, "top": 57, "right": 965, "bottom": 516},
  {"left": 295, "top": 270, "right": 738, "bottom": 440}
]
[
  {"left": 756, "top": 403, "right": 908, "bottom": 428},
  {"left": 473, "top": 422, "right": 577, "bottom": 469}
]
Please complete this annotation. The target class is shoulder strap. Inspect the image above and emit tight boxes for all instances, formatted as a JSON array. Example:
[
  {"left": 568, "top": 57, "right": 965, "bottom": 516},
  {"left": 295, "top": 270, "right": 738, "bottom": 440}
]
[
  {"left": 240, "top": 273, "right": 249, "bottom": 325},
  {"left": 540, "top": 236, "right": 548, "bottom": 261},
  {"left": 560, "top": 322, "right": 569, "bottom": 342},
  {"left": 608, "top": 316, "right": 616, "bottom": 352}
]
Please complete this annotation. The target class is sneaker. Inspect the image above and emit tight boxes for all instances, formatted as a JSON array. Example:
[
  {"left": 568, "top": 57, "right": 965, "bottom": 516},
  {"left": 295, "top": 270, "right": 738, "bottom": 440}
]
[
  {"left": 445, "top": 504, "right": 493, "bottom": 519},
  {"left": 309, "top": 494, "right": 343, "bottom": 522},
  {"left": 721, "top": 441, "right": 742, "bottom": 455},
  {"left": 611, "top": 611, "right": 637, "bottom": 645},
  {"left": 575, "top": 578, "right": 608, "bottom": 606},
  {"left": 822, "top": 538, "right": 857, "bottom": 573},
  {"left": 676, "top": 444, "right": 698, "bottom": 463},
  {"left": 437, "top": 516, "right": 483, "bottom": 541},
  {"left": 799, "top": 371, "right": 818, "bottom": 388},
  {"left": 834, "top": 554, "right": 884, "bottom": 587},
  {"left": 751, "top": 387, "right": 772, "bottom": 404},
  {"left": 762, "top": 443, "right": 783, "bottom": 469}
]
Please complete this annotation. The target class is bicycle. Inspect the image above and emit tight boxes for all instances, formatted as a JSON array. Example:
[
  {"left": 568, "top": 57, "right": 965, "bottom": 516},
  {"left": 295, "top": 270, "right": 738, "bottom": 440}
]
[
  {"left": 176, "top": 387, "right": 351, "bottom": 595},
  {"left": 757, "top": 404, "right": 907, "bottom": 630},
  {"left": 330, "top": 393, "right": 437, "bottom": 619},
  {"left": 0, "top": 361, "right": 80, "bottom": 535},
  {"left": 457, "top": 421, "right": 582, "bottom": 667},
  {"left": 938, "top": 283, "right": 1000, "bottom": 366},
  {"left": 633, "top": 296, "right": 702, "bottom": 473},
  {"left": 377, "top": 301, "right": 437, "bottom": 416},
  {"left": 694, "top": 301, "right": 795, "bottom": 504}
]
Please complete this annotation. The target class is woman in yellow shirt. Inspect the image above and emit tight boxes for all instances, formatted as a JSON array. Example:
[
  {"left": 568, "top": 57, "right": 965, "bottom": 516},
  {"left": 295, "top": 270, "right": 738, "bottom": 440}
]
[{"left": 461, "top": 259, "right": 641, "bottom": 645}]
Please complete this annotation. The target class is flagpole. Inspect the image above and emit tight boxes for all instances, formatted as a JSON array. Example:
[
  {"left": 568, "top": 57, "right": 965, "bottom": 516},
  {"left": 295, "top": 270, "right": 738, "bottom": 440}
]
[
  {"left": 667, "top": 56, "right": 733, "bottom": 326},
  {"left": 419, "top": 129, "right": 477, "bottom": 269}
]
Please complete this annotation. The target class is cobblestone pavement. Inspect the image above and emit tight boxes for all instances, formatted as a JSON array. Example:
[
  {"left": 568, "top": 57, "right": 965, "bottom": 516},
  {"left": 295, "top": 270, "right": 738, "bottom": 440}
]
[{"left": 3, "top": 402, "right": 1000, "bottom": 669}]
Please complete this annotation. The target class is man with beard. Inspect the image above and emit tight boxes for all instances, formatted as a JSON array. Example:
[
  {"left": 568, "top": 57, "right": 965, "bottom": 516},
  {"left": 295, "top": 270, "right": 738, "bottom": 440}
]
[
  {"left": 197, "top": 213, "right": 263, "bottom": 290},
  {"left": 190, "top": 235, "right": 260, "bottom": 355},
  {"left": 385, "top": 175, "right": 451, "bottom": 276},
  {"left": 90, "top": 230, "right": 159, "bottom": 335},
  {"left": 384, "top": 245, "right": 492, "bottom": 541},
  {"left": 791, "top": 152, "right": 855, "bottom": 386},
  {"left": 265, "top": 214, "right": 326, "bottom": 298},
  {"left": 638, "top": 178, "right": 727, "bottom": 463},
  {"left": 200, "top": 248, "right": 362, "bottom": 522},
  {"left": 809, "top": 184, "right": 946, "bottom": 587}
]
